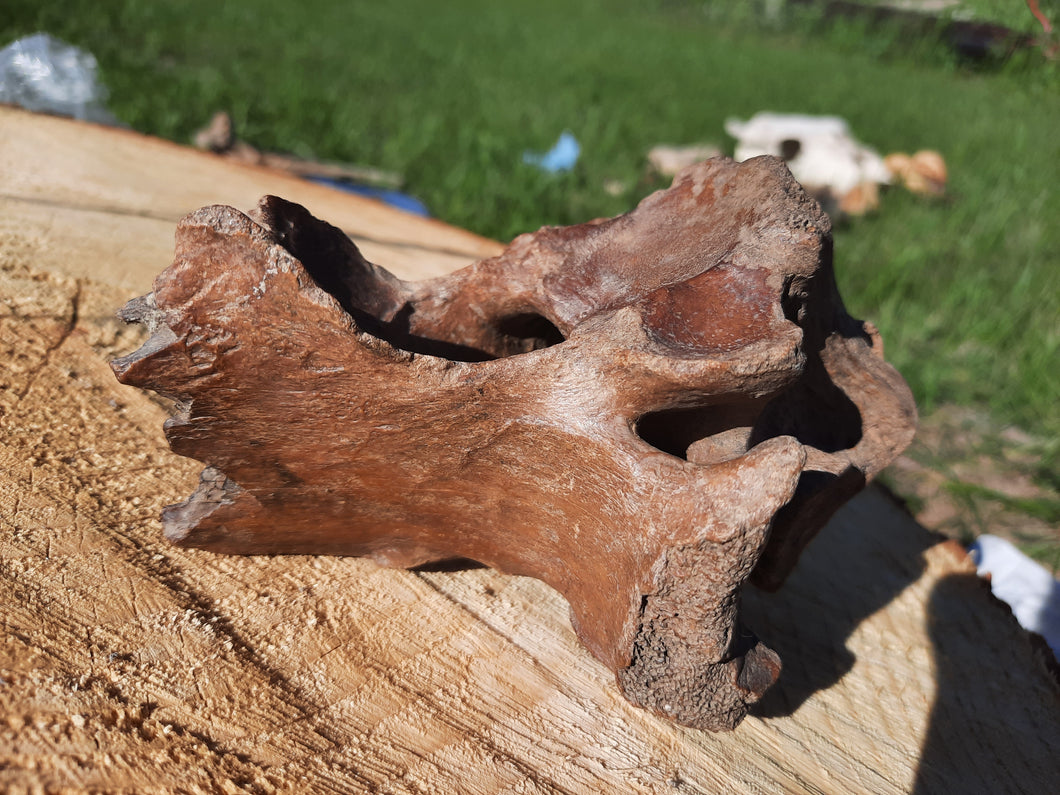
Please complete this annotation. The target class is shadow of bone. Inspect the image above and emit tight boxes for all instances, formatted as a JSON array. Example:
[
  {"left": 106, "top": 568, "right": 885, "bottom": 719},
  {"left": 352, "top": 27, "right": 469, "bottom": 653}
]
[
  {"left": 912, "top": 573, "right": 1060, "bottom": 793},
  {"left": 747, "top": 339, "right": 868, "bottom": 590},
  {"left": 744, "top": 486, "right": 928, "bottom": 721}
]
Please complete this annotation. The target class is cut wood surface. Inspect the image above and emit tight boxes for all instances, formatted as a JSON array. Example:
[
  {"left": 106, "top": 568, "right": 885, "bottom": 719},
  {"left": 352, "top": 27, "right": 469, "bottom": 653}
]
[{"left": 2, "top": 106, "right": 1058, "bottom": 793}]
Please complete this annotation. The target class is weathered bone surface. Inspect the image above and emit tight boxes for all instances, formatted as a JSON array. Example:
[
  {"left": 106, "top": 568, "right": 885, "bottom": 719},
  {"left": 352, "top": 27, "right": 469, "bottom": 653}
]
[{"left": 111, "top": 156, "right": 916, "bottom": 731}]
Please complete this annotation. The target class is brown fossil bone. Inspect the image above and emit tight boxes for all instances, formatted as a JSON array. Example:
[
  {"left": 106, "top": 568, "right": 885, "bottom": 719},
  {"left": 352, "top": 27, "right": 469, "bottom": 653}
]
[{"left": 111, "top": 156, "right": 916, "bottom": 731}]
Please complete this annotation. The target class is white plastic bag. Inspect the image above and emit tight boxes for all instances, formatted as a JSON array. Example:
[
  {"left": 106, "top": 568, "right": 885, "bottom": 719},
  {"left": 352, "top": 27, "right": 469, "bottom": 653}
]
[
  {"left": 970, "top": 534, "right": 1060, "bottom": 658},
  {"left": 0, "top": 33, "right": 117, "bottom": 124}
]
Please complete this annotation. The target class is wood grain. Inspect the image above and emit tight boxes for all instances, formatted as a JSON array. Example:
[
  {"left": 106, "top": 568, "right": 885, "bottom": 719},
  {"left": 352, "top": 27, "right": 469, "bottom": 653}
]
[{"left": 2, "top": 106, "right": 1058, "bottom": 793}]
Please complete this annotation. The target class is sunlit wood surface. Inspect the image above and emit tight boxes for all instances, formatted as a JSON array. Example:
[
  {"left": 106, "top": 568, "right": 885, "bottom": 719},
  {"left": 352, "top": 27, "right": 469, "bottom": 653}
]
[{"left": 2, "top": 106, "right": 1057, "bottom": 794}]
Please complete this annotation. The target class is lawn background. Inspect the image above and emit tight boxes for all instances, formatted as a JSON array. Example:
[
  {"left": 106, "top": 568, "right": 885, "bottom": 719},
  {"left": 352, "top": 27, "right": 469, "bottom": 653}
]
[{"left": 4, "top": 0, "right": 1057, "bottom": 562}]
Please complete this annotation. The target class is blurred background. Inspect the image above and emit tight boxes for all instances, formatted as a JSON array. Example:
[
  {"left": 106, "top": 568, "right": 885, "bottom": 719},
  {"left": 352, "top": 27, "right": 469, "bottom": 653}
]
[{"left": 3, "top": 0, "right": 1057, "bottom": 568}]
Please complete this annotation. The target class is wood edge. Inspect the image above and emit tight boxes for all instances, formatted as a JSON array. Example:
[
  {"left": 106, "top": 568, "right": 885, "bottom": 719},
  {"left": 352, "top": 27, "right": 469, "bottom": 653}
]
[{"left": 0, "top": 105, "right": 505, "bottom": 260}]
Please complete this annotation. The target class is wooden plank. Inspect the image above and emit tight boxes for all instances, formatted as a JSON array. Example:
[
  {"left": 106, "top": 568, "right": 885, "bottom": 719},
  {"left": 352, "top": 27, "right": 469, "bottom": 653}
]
[
  {"left": 0, "top": 106, "right": 502, "bottom": 289},
  {"left": 2, "top": 107, "right": 1058, "bottom": 793}
]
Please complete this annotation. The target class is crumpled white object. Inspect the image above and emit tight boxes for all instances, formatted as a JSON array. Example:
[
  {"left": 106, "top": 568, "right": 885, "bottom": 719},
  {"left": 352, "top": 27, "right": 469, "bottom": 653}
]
[
  {"left": 725, "top": 112, "right": 891, "bottom": 198},
  {"left": 969, "top": 534, "right": 1060, "bottom": 659},
  {"left": 0, "top": 33, "right": 118, "bottom": 124}
]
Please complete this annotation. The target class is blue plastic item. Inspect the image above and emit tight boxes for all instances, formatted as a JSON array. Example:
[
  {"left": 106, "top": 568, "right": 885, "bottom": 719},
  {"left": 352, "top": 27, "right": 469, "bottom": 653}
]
[
  {"left": 522, "top": 131, "right": 580, "bottom": 173},
  {"left": 307, "top": 177, "right": 430, "bottom": 217}
]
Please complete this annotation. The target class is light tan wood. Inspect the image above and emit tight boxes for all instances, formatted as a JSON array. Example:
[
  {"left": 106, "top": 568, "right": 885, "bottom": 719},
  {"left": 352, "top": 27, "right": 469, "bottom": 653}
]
[
  {"left": 2, "top": 106, "right": 1058, "bottom": 793},
  {"left": 0, "top": 106, "right": 502, "bottom": 291}
]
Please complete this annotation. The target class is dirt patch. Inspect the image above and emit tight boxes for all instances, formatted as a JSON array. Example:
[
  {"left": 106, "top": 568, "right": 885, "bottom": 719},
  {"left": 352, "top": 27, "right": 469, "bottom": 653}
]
[{"left": 883, "top": 404, "right": 1060, "bottom": 572}]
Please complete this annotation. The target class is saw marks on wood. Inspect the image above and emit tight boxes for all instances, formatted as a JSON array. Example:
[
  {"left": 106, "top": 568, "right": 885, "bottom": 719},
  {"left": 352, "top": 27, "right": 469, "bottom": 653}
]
[{"left": 1, "top": 107, "right": 1058, "bottom": 793}]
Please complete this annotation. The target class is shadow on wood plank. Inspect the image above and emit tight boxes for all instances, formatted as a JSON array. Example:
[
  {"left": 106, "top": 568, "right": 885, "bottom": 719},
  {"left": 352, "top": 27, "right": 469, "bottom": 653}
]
[
  {"left": 744, "top": 486, "right": 929, "bottom": 721},
  {"left": 743, "top": 485, "right": 1060, "bottom": 790},
  {"left": 912, "top": 573, "right": 1060, "bottom": 793}
]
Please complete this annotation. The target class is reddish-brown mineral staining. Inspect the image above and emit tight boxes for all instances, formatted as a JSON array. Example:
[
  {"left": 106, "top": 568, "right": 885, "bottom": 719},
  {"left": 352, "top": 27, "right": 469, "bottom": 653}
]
[{"left": 112, "top": 156, "right": 916, "bottom": 730}]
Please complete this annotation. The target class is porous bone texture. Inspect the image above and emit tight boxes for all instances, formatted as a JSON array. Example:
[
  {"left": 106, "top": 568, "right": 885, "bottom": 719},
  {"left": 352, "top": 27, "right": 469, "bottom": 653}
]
[{"left": 112, "top": 156, "right": 916, "bottom": 730}]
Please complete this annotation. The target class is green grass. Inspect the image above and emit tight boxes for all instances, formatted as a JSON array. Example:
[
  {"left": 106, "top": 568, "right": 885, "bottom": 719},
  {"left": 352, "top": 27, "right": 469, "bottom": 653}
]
[
  {"left": 4, "top": 1, "right": 1058, "bottom": 476},
  {"left": 904, "top": 0, "right": 1060, "bottom": 34},
  {"left": 944, "top": 480, "right": 1060, "bottom": 525}
]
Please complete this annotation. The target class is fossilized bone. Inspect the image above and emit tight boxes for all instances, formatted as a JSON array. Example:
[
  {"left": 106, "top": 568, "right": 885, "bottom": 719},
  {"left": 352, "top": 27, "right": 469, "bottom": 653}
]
[{"left": 112, "top": 156, "right": 916, "bottom": 731}]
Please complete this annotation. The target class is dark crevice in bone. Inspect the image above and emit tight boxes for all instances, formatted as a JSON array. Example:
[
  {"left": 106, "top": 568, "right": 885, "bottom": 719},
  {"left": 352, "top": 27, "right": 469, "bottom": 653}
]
[
  {"left": 259, "top": 195, "right": 568, "bottom": 363},
  {"left": 355, "top": 302, "right": 497, "bottom": 362},
  {"left": 493, "top": 313, "right": 566, "bottom": 353},
  {"left": 258, "top": 196, "right": 494, "bottom": 361},
  {"left": 635, "top": 399, "right": 767, "bottom": 462},
  {"left": 749, "top": 360, "right": 863, "bottom": 454},
  {"left": 258, "top": 196, "right": 401, "bottom": 317},
  {"left": 411, "top": 558, "right": 487, "bottom": 573},
  {"left": 752, "top": 465, "right": 866, "bottom": 591}
]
